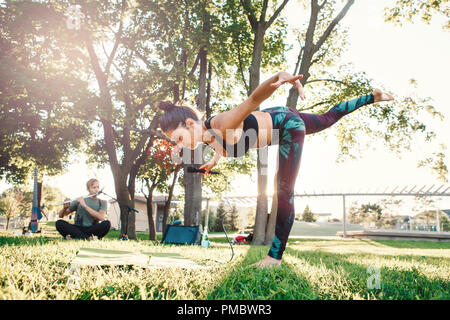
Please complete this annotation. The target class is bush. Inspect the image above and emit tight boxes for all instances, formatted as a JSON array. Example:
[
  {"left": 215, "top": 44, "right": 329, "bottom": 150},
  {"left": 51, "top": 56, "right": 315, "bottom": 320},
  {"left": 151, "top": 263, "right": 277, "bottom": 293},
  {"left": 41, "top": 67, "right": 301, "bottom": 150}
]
[{"left": 301, "top": 205, "right": 316, "bottom": 222}]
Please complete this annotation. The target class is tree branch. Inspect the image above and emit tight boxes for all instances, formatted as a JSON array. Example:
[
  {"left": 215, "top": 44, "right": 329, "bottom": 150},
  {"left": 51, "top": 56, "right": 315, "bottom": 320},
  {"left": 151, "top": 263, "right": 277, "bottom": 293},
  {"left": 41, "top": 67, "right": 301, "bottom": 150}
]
[
  {"left": 236, "top": 34, "right": 249, "bottom": 95},
  {"left": 310, "top": 43, "right": 331, "bottom": 66},
  {"left": 125, "top": 117, "right": 162, "bottom": 172},
  {"left": 318, "top": 0, "right": 328, "bottom": 9},
  {"left": 122, "top": 54, "right": 133, "bottom": 157},
  {"left": 300, "top": 99, "right": 333, "bottom": 111},
  {"left": 188, "top": 50, "right": 201, "bottom": 78},
  {"left": 240, "top": 0, "right": 258, "bottom": 30},
  {"left": 293, "top": 45, "right": 304, "bottom": 75},
  {"left": 121, "top": 37, "right": 155, "bottom": 70},
  {"left": 305, "top": 78, "right": 348, "bottom": 86},
  {"left": 303, "top": 0, "right": 320, "bottom": 59},
  {"left": 261, "top": 0, "right": 269, "bottom": 23},
  {"left": 85, "top": 37, "right": 119, "bottom": 169},
  {"left": 267, "top": 0, "right": 290, "bottom": 29},
  {"left": 104, "top": 0, "right": 126, "bottom": 80},
  {"left": 86, "top": 39, "right": 107, "bottom": 89},
  {"left": 313, "top": 0, "right": 354, "bottom": 52},
  {"left": 100, "top": 119, "right": 120, "bottom": 169}
]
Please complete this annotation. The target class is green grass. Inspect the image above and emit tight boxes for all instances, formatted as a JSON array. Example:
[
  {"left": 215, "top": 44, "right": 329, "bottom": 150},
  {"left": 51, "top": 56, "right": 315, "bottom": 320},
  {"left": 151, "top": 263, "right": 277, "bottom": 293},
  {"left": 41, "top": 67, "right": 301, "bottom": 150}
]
[
  {"left": 0, "top": 224, "right": 449, "bottom": 300},
  {"left": 289, "top": 221, "right": 363, "bottom": 236}
]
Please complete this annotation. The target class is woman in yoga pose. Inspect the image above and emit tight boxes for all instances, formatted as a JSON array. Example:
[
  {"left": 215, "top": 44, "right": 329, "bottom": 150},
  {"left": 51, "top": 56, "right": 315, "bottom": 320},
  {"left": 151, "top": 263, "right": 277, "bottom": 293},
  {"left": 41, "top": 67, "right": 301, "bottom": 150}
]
[{"left": 158, "top": 71, "right": 394, "bottom": 268}]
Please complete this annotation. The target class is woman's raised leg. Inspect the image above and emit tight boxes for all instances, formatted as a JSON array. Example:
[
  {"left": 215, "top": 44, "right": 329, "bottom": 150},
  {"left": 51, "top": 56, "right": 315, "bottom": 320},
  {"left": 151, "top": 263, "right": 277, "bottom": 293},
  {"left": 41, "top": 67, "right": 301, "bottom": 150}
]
[{"left": 299, "top": 89, "right": 393, "bottom": 135}]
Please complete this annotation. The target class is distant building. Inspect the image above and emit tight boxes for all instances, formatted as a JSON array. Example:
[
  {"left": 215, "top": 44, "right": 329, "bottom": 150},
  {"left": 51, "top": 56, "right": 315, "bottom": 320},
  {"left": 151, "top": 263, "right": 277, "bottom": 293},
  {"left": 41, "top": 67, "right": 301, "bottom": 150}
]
[
  {"left": 314, "top": 213, "right": 332, "bottom": 222},
  {"left": 442, "top": 209, "right": 450, "bottom": 218},
  {"left": 107, "top": 195, "right": 257, "bottom": 233},
  {"left": 107, "top": 195, "right": 181, "bottom": 233}
]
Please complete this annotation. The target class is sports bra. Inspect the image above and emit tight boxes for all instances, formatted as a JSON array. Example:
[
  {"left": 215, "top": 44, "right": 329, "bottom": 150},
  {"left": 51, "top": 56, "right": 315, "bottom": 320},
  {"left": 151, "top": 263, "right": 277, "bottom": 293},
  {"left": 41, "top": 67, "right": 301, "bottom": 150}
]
[{"left": 204, "top": 114, "right": 259, "bottom": 157}]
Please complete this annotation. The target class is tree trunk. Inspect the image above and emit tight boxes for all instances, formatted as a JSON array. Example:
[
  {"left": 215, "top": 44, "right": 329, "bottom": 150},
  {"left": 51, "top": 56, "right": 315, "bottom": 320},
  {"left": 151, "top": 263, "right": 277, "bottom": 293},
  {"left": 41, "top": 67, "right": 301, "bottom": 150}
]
[
  {"left": 112, "top": 170, "right": 137, "bottom": 239},
  {"left": 183, "top": 6, "right": 210, "bottom": 227},
  {"left": 146, "top": 188, "right": 157, "bottom": 241},
  {"left": 198, "top": 46, "right": 208, "bottom": 110},
  {"left": 183, "top": 45, "right": 206, "bottom": 225},
  {"left": 206, "top": 61, "right": 212, "bottom": 118},
  {"left": 183, "top": 153, "right": 203, "bottom": 226},
  {"left": 162, "top": 167, "right": 180, "bottom": 238},
  {"left": 236, "top": 0, "right": 290, "bottom": 244},
  {"left": 252, "top": 23, "right": 269, "bottom": 245},
  {"left": 86, "top": 36, "right": 149, "bottom": 241}
]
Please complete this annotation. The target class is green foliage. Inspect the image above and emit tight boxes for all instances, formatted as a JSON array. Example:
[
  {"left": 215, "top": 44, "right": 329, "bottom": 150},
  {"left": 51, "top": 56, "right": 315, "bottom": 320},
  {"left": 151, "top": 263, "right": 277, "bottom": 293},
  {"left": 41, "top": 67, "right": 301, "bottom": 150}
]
[
  {"left": 384, "top": 0, "right": 449, "bottom": 31},
  {"left": 212, "top": 201, "right": 226, "bottom": 232},
  {"left": 220, "top": 0, "right": 289, "bottom": 93},
  {"left": 417, "top": 145, "right": 448, "bottom": 182},
  {"left": 211, "top": 201, "right": 238, "bottom": 232},
  {"left": 201, "top": 208, "right": 216, "bottom": 231},
  {"left": 228, "top": 204, "right": 240, "bottom": 231},
  {"left": 138, "top": 139, "right": 180, "bottom": 194},
  {"left": 0, "top": 1, "right": 92, "bottom": 183},
  {"left": 170, "top": 203, "right": 184, "bottom": 224},
  {"left": 0, "top": 189, "right": 28, "bottom": 227},
  {"left": 348, "top": 201, "right": 403, "bottom": 229},
  {"left": 0, "top": 183, "right": 66, "bottom": 220},
  {"left": 440, "top": 214, "right": 450, "bottom": 232},
  {"left": 301, "top": 205, "right": 316, "bottom": 222},
  {"left": 40, "top": 185, "right": 67, "bottom": 213},
  {"left": 281, "top": 1, "right": 448, "bottom": 182}
]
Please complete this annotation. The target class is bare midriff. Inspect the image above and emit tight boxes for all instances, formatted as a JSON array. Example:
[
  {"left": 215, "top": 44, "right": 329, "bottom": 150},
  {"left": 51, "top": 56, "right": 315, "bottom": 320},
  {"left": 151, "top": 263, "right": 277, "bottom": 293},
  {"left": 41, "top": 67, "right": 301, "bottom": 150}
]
[{"left": 204, "top": 110, "right": 273, "bottom": 157}]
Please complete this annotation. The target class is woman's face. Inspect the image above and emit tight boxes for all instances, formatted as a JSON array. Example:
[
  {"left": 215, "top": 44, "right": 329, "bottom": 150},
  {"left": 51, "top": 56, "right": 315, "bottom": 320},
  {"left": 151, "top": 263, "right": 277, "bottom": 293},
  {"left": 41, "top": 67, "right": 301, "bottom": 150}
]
[
  {"left": 165, "top": 119, "right": 203, "bottom": 151},
  {"left": 87, "top": 181, "right": 100, "bottom": 195}
]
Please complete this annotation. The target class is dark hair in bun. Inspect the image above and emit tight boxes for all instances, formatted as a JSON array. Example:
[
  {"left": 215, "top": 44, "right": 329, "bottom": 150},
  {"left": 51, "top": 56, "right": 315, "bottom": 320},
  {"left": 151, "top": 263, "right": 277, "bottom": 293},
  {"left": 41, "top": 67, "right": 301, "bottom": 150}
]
[
  {"left": 158, "top": 101, "right": 176, "bottom": 112},
  {"left": 158, "top": 101, "right": 201, "bottom": 132}
]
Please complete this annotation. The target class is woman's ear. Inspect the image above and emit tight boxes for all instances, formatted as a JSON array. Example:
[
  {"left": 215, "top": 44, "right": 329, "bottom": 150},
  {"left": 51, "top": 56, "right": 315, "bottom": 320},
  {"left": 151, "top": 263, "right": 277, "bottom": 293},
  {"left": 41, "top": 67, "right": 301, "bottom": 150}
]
[{"left": 185, "top": 118, "right": 195, "bottom": 129}]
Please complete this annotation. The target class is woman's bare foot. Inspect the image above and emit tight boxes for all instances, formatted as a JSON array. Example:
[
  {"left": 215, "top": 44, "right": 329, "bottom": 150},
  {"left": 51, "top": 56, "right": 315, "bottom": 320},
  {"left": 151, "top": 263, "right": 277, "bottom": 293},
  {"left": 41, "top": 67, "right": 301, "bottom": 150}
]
[
  {"left": 65, "top": 235, "right": 71, "bottom": 240},
  {"left": 250, "top": 256, "right": 282, "bottom": 268},
  {"left": 373, "top": 88, "right": 394, "bottom": 103}
]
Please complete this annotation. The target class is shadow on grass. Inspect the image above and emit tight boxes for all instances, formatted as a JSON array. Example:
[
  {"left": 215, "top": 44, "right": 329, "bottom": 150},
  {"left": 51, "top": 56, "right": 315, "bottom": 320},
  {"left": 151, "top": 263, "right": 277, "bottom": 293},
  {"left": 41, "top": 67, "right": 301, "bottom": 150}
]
[
  {"left": 206, "top": 245, "right": 320, "bottom": 300},
  {"left": 103, "top": 230, "right": 157, "bottom": 241},
  {"left": 0, "top": 235, "right": 57, "bottom": 247},
  {"left": 0, "top": 229, "right": 152, "bottom": 248},
  {"left": 285, "top": 247, "right": 449, "bottom": 300}
]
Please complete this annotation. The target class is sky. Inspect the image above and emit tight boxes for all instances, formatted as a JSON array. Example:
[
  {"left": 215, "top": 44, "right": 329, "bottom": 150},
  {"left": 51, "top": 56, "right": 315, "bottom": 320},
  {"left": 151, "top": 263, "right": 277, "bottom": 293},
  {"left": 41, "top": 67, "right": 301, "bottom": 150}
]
[{"left": 1, "top": 0, "right": 449, "bottom": 218}]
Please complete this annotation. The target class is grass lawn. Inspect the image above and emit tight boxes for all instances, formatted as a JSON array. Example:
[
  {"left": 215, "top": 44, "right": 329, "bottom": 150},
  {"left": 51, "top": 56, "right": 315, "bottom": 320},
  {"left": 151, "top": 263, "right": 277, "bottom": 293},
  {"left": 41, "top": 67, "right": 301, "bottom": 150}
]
[{"left": 0, "top": 222, "right": 449, "bottom": 300}]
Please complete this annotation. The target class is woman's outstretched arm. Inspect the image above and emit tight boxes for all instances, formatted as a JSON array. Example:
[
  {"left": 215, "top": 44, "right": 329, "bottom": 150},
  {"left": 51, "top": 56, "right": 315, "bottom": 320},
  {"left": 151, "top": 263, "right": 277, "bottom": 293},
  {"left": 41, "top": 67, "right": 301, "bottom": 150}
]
[
  {"left": 211, "top": 72, "right": 305, "bottom": 131},
  {"left": 251, "top": 71, "right": 305, "bottom": 104}
]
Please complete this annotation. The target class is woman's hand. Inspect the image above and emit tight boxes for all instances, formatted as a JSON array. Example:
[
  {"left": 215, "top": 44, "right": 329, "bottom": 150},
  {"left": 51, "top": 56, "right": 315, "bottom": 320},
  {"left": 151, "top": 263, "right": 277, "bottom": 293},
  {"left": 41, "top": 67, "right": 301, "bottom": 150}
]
[
  {"left": 199, "top": 160, "right": 217, "bottom": 177},
  {"left": 271, "top": 72, "right": 306, "bottom": 101}
]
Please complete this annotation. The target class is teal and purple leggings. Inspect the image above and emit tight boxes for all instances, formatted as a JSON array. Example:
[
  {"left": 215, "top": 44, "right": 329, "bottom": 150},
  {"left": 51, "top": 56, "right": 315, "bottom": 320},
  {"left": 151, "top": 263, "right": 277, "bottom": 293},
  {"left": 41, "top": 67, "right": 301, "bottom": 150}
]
[{"left": 262, "top": 93, "right": 375, "bottom": 260}]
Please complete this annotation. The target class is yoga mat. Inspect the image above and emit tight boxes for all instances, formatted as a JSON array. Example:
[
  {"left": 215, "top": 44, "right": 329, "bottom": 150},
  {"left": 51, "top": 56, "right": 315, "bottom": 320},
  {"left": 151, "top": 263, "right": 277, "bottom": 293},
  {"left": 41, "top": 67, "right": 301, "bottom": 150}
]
[
  {"left": 71, "top": 248, "right": 149, "bottom": 267},
  {"left": 70, "top": 248, "right": 210, "bottom": 269}
]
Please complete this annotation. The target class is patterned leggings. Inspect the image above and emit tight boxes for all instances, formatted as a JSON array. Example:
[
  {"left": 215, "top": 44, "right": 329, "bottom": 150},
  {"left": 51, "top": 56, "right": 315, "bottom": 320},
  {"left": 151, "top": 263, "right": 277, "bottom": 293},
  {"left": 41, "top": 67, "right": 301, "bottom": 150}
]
[{"left": 262, "top": 93, "right": 375, "bottom": 260}]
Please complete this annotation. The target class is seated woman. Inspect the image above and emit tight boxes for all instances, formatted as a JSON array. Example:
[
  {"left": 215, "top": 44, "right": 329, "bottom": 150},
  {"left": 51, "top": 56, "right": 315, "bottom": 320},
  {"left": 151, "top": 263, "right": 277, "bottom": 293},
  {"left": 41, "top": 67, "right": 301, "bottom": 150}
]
[
  {"left": 157, "top": 71, "right": 393, "bottom": 267},
  {"left": 56, "top": 178, "right": 111, "bottom": 240}
]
